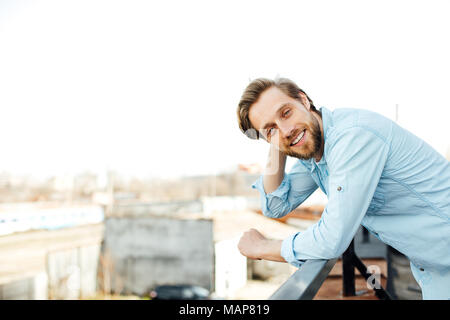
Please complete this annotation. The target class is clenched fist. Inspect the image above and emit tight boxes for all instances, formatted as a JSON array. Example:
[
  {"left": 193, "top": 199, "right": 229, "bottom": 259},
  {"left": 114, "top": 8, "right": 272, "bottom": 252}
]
[
  {"left": 237, "top": 228, "right": 267, "bottom": 260},
  {"left": 237, "top": 228, "right": 286, "bottom": 262}
]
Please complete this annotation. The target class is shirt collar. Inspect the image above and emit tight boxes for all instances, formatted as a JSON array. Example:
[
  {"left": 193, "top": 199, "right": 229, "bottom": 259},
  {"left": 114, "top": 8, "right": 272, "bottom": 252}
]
[
  {"left": 303, "top": 106, "right": 332, "bottom": 172},
  {"left": 320, "top": 106, "right": 333, "bottom": 140}
]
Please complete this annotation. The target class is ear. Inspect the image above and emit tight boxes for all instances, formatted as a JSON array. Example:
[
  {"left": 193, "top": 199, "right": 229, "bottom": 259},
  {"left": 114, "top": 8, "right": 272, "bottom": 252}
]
[{"left": 298, "top": 91, "right": 311, "bottom": 111}]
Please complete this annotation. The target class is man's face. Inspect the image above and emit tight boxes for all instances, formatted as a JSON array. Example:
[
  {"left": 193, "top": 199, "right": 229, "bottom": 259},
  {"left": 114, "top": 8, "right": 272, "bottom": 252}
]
[{"left": 248, "top": 86, "right": 323, "bottom": 160}]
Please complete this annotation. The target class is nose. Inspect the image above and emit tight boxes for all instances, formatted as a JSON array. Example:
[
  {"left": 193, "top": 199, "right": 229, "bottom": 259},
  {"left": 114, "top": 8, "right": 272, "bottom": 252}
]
[{"left": 278, "top": 121, "right": 296, "bottom": 140}]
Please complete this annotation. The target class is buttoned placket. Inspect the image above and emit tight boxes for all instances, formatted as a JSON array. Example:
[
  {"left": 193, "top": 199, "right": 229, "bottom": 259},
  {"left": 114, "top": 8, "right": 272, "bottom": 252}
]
[{"left": 310, "top": 158, "right": 329, "bottom": 196}]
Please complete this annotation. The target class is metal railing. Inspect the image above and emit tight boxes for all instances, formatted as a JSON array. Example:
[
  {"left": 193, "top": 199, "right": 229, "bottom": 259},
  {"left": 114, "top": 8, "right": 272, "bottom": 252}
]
[
  {"left": 269, "top": 227, "right": 392, "bottom": 300},
  {"left": 269, "top": 258, "right": 338, "bottom": 299}
]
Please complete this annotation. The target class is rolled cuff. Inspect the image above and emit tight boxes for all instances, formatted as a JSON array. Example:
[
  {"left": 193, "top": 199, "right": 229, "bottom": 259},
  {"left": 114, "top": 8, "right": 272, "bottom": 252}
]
[
  {"left": 251, "top": 174, "right": 292, "bottom": 218},
  {"left": 281, "top": 232, "right": 306, "bottom": 268},
  {"left": 251, "top": 174, "right": 291, "bottom": 198}
]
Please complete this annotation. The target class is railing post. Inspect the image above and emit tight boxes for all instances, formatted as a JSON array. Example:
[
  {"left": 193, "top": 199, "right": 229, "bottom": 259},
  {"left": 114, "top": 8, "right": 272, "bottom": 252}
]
[
  {"left": 351, "top": 254, "right": 392, "bottom": 300},
  {"left": 362, "top": 227, "right": 369, "bottom": 243},
  {"left": 342, "top": 239, "right": 356, "bottom": 296},
  {"left": 342, "top": 236, "right": 392, "bottom": 300}
]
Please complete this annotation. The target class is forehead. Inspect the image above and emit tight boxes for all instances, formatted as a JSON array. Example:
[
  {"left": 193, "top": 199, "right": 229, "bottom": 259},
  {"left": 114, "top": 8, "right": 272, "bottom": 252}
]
[{"left": 248, "top": 86, "right": 293, "bottom": 130}]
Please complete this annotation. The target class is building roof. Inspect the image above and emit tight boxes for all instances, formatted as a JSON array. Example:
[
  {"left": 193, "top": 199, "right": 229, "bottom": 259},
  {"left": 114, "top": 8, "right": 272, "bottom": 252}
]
[{"left": 212, "top": 210, "right": 301, "bottom": 242}]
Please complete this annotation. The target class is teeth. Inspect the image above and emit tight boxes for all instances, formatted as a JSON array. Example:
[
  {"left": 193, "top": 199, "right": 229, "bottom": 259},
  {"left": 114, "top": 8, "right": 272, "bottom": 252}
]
[{"left": 291, "top": 130, "right": 305, "bottom": 146}]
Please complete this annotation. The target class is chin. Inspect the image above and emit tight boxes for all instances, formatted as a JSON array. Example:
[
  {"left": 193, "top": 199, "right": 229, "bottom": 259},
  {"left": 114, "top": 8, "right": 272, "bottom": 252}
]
[{"left": 285, "top": 144, "right": 317, "bottom": 160}]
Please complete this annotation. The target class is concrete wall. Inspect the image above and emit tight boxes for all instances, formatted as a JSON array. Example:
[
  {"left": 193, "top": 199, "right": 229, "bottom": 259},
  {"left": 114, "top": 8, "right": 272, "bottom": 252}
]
[
  {"left": 0, "top": 224, "right": 103, "bottom": 300},
  {"left": 47, "top": 244, "right": 101, "bottom": 299},
  {"left": 0, "top": 244, "right": 101, "bottom": 300},
  {"left": 0, "top": 273, "right": 47, "bottom": 300},
  {"left": 103, "top": 216, "right": 214, "bottom": 296}
]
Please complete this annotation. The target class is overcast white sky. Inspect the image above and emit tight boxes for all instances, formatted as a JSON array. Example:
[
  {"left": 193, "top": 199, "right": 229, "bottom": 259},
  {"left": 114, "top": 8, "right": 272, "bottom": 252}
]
[{"left": 0, "top": 0, "right": 449, "bottom": 179}]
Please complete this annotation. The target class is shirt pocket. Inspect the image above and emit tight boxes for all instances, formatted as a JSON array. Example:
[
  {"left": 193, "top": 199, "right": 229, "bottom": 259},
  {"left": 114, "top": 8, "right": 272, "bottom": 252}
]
[{"left": 367, "top": 189, "right": 385, "bottom": 214}]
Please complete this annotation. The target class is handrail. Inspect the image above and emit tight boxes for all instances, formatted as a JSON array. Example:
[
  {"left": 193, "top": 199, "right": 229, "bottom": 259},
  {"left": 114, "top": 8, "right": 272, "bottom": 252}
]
[{"left": 269, "top": 258, "right": 338, "bottom": 300}]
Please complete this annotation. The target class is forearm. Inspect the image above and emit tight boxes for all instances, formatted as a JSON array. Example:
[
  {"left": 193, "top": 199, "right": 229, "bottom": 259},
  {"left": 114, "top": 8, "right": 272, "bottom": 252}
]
[
  {"left": 262, "top": 143, "right": 287, "bottom": 194},
  {"left": 259, "top": 239, "right": 285, "bottom": 262}
]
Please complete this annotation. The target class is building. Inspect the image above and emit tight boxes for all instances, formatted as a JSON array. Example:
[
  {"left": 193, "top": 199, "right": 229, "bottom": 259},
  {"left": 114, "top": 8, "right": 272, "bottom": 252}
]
[
  {"left": 102, "top": 197, "right": 301, "bottom": 299},
  {"left": 0, "top": 203, "right": 104, "bottom": 299}
]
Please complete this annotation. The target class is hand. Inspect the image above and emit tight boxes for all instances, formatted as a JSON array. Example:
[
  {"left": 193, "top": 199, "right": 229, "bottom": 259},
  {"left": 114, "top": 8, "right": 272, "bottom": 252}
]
[
  {"left": 237, "top": 228, "right": 266, "bottom": 260},
  {"left": 263, "top": 143, "right": 287, "bottom": 192},
  {"left": 267, "top": 138, "right": 286, "bottom": 165},
  {"left": 237, "top": 228, "right": 286, "bottom": 262}
]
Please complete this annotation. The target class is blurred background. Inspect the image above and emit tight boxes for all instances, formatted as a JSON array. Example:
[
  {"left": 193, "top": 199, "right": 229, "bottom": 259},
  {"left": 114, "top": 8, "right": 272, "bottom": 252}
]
[{"left": 0, "top": 0, "right": 448, "bottom": 300}]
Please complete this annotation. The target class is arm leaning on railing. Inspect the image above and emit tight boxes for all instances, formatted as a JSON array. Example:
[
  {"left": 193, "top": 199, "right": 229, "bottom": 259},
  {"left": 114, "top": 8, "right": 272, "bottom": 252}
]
[{"left": 269, "top": 237, "right": 392, "bottom": 300}]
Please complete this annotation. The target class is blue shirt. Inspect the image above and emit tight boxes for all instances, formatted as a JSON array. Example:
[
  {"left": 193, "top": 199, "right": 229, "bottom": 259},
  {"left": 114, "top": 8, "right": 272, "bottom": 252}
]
[{"left": 252, "top": 107, "right": 450, "bottom": 299}]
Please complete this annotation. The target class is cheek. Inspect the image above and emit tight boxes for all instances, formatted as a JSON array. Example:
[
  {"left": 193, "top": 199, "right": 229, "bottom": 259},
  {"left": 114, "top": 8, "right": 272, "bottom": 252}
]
[{"left": 269, "top": 135, "right": 286, "bottom": 149}]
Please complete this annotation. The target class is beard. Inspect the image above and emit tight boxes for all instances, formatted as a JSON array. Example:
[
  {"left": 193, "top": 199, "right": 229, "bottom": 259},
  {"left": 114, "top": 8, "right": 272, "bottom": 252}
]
[{"left": 281, "top": 115, "right": 323, "bottom": 161}]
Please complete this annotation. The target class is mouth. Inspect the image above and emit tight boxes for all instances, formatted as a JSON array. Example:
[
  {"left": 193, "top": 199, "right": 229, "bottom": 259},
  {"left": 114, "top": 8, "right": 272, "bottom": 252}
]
[{"left": 290, "top": 129, "right": 306, "bottom": 147}]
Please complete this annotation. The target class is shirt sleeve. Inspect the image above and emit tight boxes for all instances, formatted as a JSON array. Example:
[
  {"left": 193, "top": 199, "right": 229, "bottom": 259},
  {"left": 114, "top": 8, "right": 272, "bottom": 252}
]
[
  {"left": 281, "top": 127, "right": 390, "bottom": 267},
  {"left": 251, "top": 160, "right": 318, "bottom": 218}
]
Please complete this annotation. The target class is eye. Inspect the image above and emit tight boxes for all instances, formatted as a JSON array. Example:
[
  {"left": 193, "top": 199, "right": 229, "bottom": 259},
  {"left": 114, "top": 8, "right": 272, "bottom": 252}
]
[
  {"left": 267, "top": 127, "right": 275, "bottom": 138},
  {"left": 283, "top": 109, "right": 291, "bottom": 117}
]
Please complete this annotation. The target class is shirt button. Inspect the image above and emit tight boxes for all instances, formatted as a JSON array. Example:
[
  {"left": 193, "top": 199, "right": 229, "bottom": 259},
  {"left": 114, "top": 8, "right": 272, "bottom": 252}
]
[{"left": 337, "top": 186, "right": 342, "bottom": 191}]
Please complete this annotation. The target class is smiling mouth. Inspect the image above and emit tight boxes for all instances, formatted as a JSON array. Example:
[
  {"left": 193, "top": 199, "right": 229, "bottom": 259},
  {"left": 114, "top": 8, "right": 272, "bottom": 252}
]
[{"left": 290, "top": 129, "right": 306, "bottom": 146}]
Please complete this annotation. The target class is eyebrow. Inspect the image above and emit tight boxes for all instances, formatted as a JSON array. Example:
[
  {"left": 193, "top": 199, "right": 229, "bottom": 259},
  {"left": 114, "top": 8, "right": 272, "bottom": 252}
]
[{"left": 261, "top": 103, "right": 291, "bottom": 131}]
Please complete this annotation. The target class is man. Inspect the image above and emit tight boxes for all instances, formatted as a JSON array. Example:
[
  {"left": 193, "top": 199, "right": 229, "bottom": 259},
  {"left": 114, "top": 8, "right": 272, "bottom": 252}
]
[{"left": 236, "top": 77, "right": 450, "bottom": 299}]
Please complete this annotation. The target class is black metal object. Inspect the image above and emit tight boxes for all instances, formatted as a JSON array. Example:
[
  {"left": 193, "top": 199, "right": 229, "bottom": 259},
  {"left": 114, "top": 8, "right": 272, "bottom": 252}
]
[
  {"left": 269, "top": 258, "right": 338, "bottom": 300},
  {"left": 342, "top": 240, "right": 356, "bottom": 296},
  {"left": 362, "top": 227, "right": 370, "bottom": 243},
  {"left": 342, "top": 239, "right": 392, "bottom": 300}
]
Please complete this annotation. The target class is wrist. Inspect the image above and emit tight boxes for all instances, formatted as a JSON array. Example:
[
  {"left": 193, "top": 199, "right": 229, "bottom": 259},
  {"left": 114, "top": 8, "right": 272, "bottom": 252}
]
[{"left": 258, "top": 239, "right": 284, "bottom": 262}]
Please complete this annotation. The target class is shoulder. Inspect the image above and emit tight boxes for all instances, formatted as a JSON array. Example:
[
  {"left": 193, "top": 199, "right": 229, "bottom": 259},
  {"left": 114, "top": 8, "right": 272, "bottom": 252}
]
[
  {"left": 326, "top": 107, "right": 393, "bottom": 145},
  {"left": 322, "top": 108, "right": 393, "bottom": 165}
]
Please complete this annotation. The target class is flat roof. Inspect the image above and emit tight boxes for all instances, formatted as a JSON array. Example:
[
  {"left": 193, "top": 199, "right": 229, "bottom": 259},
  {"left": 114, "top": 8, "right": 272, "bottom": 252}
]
[{"left": 212, "top": 210, "right": 300, "bottom": 242}]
